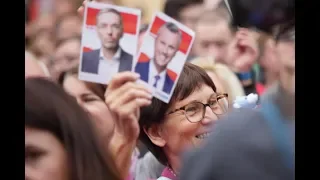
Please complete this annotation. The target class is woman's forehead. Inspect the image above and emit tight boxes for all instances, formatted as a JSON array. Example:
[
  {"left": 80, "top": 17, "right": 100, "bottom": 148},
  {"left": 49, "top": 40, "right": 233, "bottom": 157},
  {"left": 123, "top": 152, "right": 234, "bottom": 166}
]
[{"left": 172, "top": 85, "right": 216, "bottom": 108}]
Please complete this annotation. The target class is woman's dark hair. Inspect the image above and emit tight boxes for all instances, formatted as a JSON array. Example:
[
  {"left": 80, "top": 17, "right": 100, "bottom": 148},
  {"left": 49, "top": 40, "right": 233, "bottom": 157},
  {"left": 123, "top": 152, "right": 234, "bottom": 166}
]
[
  {"left": 58, "top": 66, "right": 107, "bottom": 100},
  {"left": 139, "top": 62, "right": 217, "bottom": 165},
  {"left": 25, "top": 78, "right": 120, "bottom": 180}
]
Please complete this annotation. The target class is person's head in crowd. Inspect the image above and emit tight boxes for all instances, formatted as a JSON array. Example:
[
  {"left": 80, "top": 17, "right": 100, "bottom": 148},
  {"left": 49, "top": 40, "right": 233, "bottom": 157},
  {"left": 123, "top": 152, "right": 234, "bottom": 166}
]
[
  {"left": 51, "top": 36, "right": 81, "bottom": 80},
  {"left": 25, "top": 77, "right": 120, "bottom": 180},
  {"left": 164, "top": 0, "right": 204, "bottom": 30},
  {"left": 154, "top": 22, "right": 182, "bottom": 73},
  {"left": 59, "top": 67, "right": 114, "bottom": 140},
  {"left": 139, "top": 63, "right": 229, "bottom": 173},
  {"left": 191, "top": 56, "right": 245, "bottom": 104},
  {"left": 256, "top": 33, "right": 279, "bottom": 89},
  {"left": 28, "top": 29, "right": 55, "bottom": 64},
  {"left": 193, "top": 7, "right": 234, "bottom": 63},
  {"left": 138, "top": 24, "right": 148, "bottom": 52},
  {"left": 54, "top": 0, "right": 81, "bottom": 19},
  {"left": 25, "top": 14, "right": 55, "bottom": 41},
  {"left": 55, "top": 13, "right": 82, "bottom": 43},
  {"left": 25, "top": 51, "right": 50, "bottom": 78},
  {"left": 96, "top": 8, "right": 123, "bottom": 55},
  {"left": 274, "top": 23, "right": 295, "bottom": 95}
]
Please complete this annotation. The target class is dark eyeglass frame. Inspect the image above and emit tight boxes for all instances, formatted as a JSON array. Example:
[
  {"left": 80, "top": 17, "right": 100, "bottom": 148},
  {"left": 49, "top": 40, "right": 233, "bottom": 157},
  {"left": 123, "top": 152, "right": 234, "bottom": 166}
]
[{"left": 166, "top": 93, "right": 229, "bottom": 123}]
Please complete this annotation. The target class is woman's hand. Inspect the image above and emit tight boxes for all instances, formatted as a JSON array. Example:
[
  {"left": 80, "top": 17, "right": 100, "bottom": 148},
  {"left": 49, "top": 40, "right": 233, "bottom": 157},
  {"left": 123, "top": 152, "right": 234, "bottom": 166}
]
[
  {"left": 105, "top": 72, "right": 152, "bottom": 178},
  {"left": 106, "top": 72, "right": 152, "bottom": 144}
]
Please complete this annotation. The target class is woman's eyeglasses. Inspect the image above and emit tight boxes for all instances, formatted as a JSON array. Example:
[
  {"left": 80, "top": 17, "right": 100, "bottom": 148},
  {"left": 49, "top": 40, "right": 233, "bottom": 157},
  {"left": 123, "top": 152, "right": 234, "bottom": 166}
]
[{"left": 167, "top": 93, "right": 229, "bottom": 123}]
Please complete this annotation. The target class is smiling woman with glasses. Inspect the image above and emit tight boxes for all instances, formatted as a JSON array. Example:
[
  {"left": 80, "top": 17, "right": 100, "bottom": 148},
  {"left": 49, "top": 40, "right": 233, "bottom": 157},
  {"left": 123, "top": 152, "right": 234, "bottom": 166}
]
[
  {"left": 167, "top": 93, "right": 229, "bottom": 123},
  {"left": 138, "top": 63, "right": 229, "bottom": 180}
]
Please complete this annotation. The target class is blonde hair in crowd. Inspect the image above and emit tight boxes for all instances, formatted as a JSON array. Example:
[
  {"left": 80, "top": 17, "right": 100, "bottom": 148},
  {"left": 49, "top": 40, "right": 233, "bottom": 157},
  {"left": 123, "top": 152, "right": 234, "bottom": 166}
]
[
  {"left": 25, "top": 51, "right": 51, "bottom": 77},
  {"left": 191, "top": 56, "right": 245, "bottom": 103}
]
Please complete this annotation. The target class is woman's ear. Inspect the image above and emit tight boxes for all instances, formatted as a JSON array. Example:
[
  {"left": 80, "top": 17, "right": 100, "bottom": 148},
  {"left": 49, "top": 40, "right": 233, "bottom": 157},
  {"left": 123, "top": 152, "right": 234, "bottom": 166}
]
[{"left": 143, "top": 124, "right": 166, "bottom": 147}]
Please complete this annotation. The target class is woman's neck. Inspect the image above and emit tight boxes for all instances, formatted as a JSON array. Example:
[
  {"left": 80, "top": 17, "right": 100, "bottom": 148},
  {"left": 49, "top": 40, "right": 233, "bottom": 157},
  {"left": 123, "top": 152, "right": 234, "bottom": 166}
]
[{"left": 166, "top": 152, "right": 181, "bottom": 176}]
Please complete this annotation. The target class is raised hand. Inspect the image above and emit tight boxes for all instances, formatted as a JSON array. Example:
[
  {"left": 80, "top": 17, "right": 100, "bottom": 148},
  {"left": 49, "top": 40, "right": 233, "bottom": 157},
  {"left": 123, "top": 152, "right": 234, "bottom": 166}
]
[
  {"left": 225, "top": 28, "right": 259, "bottom": 73},
  {"left": 105, "top": 72, "right": 152, "bottom": 178}
]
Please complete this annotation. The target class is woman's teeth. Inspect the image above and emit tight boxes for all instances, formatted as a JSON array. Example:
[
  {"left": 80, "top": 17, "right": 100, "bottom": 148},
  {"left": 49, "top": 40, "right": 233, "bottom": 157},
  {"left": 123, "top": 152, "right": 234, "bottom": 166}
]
[{"left": 195, "top": 132, "right": 211, "bottom": 139}]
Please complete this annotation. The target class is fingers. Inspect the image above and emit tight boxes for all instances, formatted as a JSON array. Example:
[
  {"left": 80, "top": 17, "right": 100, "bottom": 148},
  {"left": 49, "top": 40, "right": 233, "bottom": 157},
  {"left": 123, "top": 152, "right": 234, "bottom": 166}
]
[
  {"left": 107, "top": 72, "right": 141, "bottom": 91},
  {"left": 77, "top": 1, "right": 86, "bottom": 16},
  {"left": 111, "top": 98, "right": 151, "bottom": 121},
  {"left": 108, "top": 88, "right": 152, "bottom": 110},
  {"left": 107, "top": 80, "right": 151, "bottom": 99}
]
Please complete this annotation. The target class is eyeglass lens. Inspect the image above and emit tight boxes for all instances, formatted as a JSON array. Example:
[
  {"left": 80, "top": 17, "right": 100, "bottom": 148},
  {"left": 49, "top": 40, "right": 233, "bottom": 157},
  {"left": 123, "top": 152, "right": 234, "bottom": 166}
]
[{"left": 184, "top": 96, "right": 228, "bottom": 122}]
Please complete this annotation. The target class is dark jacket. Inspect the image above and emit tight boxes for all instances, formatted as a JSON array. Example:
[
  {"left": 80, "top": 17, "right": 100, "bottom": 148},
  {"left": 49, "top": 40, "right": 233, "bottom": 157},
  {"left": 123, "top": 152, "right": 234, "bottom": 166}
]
[{"left": 81, "top": 48, "right": 133, "bottom": 74}]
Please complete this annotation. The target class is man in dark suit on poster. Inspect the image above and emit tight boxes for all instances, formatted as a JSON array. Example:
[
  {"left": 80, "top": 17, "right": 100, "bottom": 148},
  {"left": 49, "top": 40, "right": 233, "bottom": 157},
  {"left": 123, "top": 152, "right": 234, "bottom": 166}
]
[
  {"left": 134, "top": 22, "right": 181, "bottom": 94},
  {"left": 81, "top": 8, "right": 133, "bottom": 80}
]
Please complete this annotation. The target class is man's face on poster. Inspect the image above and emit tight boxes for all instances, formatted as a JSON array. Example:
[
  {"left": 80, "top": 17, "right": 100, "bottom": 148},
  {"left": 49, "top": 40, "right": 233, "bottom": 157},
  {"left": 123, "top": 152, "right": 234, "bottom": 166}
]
[
  {"left": 154, "top": 26, "right": 181, "bottom": 68},
  {"left": 96, "top": 11, "right": 123, "bottom": 49}
]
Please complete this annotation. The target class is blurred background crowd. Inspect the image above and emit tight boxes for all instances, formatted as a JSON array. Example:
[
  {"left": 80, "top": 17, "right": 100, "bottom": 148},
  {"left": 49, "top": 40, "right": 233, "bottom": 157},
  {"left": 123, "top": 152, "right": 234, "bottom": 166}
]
[{"left": 25, "top": 0, "right": 278, "bottom": 98}]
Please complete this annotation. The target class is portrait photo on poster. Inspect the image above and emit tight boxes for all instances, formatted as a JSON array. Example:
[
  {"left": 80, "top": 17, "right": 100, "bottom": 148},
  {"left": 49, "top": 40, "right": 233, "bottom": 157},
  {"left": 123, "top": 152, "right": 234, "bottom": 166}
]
[
  {"left": 79, "top": 1, "right": 141, "bottom": 84},
  {"left": 133, "top": 12, "right": 195, "bottom": 103}
]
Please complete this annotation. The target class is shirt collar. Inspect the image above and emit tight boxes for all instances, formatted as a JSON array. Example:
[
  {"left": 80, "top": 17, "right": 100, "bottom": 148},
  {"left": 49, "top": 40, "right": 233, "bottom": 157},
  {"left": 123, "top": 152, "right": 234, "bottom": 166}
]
[
  {"left": 150, "top": 59, "right": 166, "bottom": 77},
  {"left": 99, "top": 48, "right": 121, "bottom": 61}
]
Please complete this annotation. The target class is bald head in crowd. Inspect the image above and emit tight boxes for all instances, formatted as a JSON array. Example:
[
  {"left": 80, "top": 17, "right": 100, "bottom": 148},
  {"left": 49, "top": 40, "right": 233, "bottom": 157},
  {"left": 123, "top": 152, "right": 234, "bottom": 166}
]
[{"left": 25, "top": 51, "right": 48, "bottom": 78}]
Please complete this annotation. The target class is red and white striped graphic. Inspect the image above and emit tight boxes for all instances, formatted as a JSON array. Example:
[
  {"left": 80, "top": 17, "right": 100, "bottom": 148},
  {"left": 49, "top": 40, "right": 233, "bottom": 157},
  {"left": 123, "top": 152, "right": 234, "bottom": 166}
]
[{"left": 81, "top": 2, "right": 141, "bottom": 55}]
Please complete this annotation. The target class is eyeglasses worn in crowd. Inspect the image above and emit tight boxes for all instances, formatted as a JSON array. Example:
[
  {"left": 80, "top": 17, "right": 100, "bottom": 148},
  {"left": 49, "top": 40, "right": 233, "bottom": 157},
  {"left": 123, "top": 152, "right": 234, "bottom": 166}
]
[{"left": 167, "top": 93, "right": 229, "bottom": 123}]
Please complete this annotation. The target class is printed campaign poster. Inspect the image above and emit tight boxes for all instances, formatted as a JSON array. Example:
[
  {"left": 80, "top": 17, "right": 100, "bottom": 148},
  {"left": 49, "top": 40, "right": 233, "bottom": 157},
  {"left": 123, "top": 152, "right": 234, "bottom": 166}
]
[
  {"left": 133, "top": 12, "right": 195, "bottom": 103},
  {"left": 79, "top": 1, "right": 141, "bottom": 84}
]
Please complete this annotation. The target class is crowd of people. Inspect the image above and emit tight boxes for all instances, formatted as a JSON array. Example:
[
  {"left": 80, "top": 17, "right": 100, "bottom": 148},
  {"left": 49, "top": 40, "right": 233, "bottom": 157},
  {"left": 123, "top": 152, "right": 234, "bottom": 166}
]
[{"left": 25, "top": 0, "right": 295, "bottom": 180}]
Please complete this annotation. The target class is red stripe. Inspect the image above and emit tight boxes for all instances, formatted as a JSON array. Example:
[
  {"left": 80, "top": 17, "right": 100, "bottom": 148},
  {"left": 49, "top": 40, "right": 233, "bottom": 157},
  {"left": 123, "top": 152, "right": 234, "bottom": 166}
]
[
  {"left": 83, "top": 47, "right": 93, "bottom": 52},
  {"left": 150, "top": 16, "right": 192, "bottom": 54},
  {"left": 137, "top": 53, "right": 150, "bottom": 63},
  {"left": 167, "top": 69, "right": 177, "bottom": 81},
  {"left": 86, "top": 7, "right": 138, "bottom": 34}
]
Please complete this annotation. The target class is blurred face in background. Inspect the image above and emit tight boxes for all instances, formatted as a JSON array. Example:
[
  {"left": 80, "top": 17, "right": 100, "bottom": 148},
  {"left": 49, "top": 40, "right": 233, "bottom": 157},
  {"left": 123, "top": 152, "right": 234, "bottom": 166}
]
[
  {"left": 63, "top": 75, "right": 114, "bottom": 138},
  {"left": 154, "top": 27, "right": 181, "bottom": 70},
  {"left": 29, "top": 30, "right": 55, "bottom": 64},
  {"left": 259, "top": 37, "right": 279, "bottom": 74},
  {"left": 52, "top": 38, "right": 81, "bottom": 80},
  {"left": 179, "top": 3, "right": 204, "bottom": 30},
  {"left": 275, "top": 29, "right": 295, "bottom": 94},
  {"left": 194, "top": 20, "right": 233, "bottom": 63},
  {"left": 54, "top": 0, "right": 76, "bottom": 19},
  {"left": 96, "top": 11, "right": 123, "bottom": 50},
  {"left": 25, "top": 127, "right": 69, "bottom": 180},
  {"left": 56, "top": 15, "right": 82, "bottom": 42}
]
